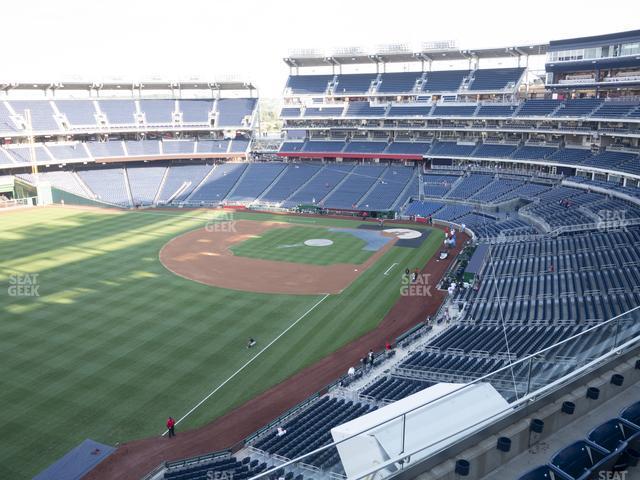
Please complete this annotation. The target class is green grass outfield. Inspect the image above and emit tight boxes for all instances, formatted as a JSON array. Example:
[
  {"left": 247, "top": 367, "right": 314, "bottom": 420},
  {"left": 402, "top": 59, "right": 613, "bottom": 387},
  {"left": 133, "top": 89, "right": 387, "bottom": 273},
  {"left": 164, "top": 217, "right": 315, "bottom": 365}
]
[
  {"left": 230, "top": 225, "right": 375, "bottom": 265},
  {"left": 0, "top": 207, "right": 443, "bottom": 479}
]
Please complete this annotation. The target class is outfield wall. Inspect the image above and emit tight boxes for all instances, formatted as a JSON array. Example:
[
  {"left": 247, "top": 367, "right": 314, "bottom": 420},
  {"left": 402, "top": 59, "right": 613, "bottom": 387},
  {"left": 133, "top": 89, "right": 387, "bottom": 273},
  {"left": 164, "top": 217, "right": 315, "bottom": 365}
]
[{"left": 50, "top": 187, "right": 116, "bottom": 208}]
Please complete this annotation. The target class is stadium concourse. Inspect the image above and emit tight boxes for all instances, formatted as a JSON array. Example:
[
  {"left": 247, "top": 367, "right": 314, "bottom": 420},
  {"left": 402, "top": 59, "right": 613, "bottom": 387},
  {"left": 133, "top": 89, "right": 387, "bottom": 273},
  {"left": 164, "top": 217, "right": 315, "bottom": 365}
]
[{"left": 2, "top": 28, "right": 640, "bottom": 480}]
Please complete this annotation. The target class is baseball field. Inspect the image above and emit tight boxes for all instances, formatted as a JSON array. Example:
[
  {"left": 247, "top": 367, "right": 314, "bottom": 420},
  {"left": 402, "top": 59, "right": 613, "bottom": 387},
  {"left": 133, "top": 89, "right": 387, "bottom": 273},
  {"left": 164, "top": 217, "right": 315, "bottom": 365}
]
[{"left": 0, "top": 206, "right": 443, "bottom": 479}]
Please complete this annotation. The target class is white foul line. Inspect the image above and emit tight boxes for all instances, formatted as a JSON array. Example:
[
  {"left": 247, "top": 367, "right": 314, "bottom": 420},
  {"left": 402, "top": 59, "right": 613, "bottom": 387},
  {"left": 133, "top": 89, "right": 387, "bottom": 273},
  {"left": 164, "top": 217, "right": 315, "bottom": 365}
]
[
  {"left": 162, "top": 293, "right": 330, "bottom": 435},
  {"left": 383, "top": 263, "right": 399, "bottom": 276}
]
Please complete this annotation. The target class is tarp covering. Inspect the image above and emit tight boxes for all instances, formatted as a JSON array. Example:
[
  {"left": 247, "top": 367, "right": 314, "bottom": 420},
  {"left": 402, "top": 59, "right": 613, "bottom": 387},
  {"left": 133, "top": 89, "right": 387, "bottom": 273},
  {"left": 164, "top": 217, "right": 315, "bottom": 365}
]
[{"left": 33, "top": 439, "right": 115, "bottom": 480}]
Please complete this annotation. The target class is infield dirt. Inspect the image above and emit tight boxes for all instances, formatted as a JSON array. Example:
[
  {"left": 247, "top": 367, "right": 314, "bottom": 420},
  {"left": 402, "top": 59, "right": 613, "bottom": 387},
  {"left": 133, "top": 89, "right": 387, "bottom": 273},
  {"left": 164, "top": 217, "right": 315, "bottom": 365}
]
[{"left": 159, "top": 219, "right": 396, "bottom": 295}]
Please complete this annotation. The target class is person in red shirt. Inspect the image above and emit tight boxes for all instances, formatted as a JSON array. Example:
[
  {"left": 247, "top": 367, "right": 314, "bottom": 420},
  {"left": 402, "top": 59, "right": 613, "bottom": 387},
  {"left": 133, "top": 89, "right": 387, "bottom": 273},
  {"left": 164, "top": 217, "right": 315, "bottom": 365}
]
[{"left": 167, "top": 417, "right": 176, "bottom": 438}]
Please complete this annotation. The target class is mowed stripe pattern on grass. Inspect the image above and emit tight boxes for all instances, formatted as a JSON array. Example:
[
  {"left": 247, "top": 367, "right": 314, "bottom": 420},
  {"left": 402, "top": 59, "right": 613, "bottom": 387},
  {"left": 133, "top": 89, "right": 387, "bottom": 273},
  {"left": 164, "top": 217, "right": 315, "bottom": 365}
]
[
  {"left": 229, "top": 225, "right": 373, "bottom": 265},
  {"left": 0, "top": 208, "right": 443, "bottom": 479}
]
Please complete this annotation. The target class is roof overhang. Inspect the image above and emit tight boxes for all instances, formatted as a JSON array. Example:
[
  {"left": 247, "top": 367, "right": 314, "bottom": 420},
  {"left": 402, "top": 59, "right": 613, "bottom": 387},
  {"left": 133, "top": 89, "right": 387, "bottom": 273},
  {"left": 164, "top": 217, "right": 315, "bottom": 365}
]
[{"left": 284, "top": 44, "right": 548, "bottom": 68}]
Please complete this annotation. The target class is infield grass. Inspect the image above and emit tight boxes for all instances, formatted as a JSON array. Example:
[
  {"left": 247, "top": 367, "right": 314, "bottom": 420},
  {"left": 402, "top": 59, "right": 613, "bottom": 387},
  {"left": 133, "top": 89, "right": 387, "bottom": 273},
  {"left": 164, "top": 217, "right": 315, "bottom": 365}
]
[
  {"left": 230, "top": 225, "right": 375, "bottom": 265},
  {"left": 0, "top": 207, "right": 443, "bottom": 479}
]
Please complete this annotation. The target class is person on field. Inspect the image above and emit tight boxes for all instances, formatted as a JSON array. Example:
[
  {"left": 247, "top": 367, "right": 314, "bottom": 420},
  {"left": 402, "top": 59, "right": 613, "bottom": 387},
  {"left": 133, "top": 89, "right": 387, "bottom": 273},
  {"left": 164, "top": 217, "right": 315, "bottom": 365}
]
[
  {"left": 247, "top": 338, "right": 256, "bottom": 348},
  {"left": 167, "top": 417, "right": 176, "bottom": 438}
]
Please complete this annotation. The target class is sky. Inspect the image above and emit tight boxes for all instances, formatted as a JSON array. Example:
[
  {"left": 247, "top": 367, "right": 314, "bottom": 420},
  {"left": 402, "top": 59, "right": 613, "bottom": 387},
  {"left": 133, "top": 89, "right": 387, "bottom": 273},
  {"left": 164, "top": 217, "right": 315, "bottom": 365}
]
[{"left": 1, "top": 0, "right": 639, "bottom": 97}]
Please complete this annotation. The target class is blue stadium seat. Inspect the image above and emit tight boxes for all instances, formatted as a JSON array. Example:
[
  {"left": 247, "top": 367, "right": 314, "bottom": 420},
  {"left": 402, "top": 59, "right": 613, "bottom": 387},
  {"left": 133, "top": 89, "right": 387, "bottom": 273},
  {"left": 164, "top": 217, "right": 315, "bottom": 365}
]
[
  {"left": 518, "top": 465, "right": 571, "bottom": 480},
  {"left": 550, "top": 440, "right": 619, "bottom": 479}
]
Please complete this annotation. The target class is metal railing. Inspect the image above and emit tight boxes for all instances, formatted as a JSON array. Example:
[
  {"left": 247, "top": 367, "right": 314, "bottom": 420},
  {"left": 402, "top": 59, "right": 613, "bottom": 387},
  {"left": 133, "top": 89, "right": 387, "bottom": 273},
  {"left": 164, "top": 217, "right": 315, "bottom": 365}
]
[{"left": 246, "top": 305, "right": 640, "bottom": 480}]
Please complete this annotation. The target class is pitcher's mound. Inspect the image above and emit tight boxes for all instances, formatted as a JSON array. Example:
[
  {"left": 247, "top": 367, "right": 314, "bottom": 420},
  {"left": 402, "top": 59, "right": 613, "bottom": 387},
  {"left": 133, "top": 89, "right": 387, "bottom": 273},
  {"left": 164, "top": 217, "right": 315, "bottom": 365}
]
[{"left": 304, "top": 239, "right": 334, "bottom": 247}]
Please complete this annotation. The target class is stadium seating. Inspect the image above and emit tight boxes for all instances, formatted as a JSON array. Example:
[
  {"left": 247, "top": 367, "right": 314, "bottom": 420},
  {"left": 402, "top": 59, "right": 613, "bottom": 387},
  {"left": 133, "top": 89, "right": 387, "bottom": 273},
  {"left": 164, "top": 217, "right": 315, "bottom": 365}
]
[
  {"left": 86, "top": 141, "right": 125, "bottom": 158},
  {"left": 46, "top": 143, "right": 90, "bottom": 160},
  {"left": 259, "top": 163, "right": 321, "bottom": 204},
  {"left": 345, "top": 102, "right": 386, "bottom": 117},
  {"left": 550, "top": 441, "right": 618, "bottom": 479},
  {"left": 254, "top": 396, "right": 375, "bottom": 469},
  {"left": 548, "top": 148, "right": 593, "bottom": 164},
  {"left": 226, "top": 162, "right": 286, "bottom": 202},
  {"left": 302, "top": 141, "right": 344, "bottom": 153},
  {"left": 473, "top": 143, "right": 518, "bottom": 158},
  {"left": 189, "top": 163, "right": 247, "bottom": 203},
  {"left": 378, "top": 72, "right": 422, "bottom": 93},
  {"left": 429, "top": 141, "right": 477, "bottom": 157},
  {"left": 77, "top": 168, "right": 130, "bottom": 206},
  {"left": 280, "top": 107, "right": 301, "bottom": 118},
  {"left": 357, "top": 166, "right": 415, "bottom": 210},
  {"left": 163, "top": 453, "right": 262, "bottom": 480},
  {"left": 285, "top": 75, "right": 333, "bottom": 94},
  {"left": 553, "top": 98, "right": 603, "bottom": 117},
  {"left": 422, "top": 70, "right": 468, "bottom": 92},
  {"left": 468, "top": 67, "right": 525, "bottom": 91},
  {"left": 384, "top": 142, "right": 431, "bottom": 155},
  {"left": 591, "top": 101, "right": 639, "bottom": 118},
  {"left": 140, "top": 99, "right": 175, "bottom": 124},
  {"left": 334, "top": 74, "right": 376, "bottom": 94},
  {"left": 180, "top": 99, "right": 214, "bottom": 123},
  {"left": 511, "top": 145, "right": 556, "bottom": 160},
  {"left": 476, "top": 104, "right": 518, "bottom": 116},
  {"left": 10, "top": 100, "right": 59, "bottom": 131},
  {"left": 127, "top": 166, "right": 165, "bottom": 205},
  {"left": 447, "top": 174, "right": 494, "bottom": 199},
  {"left": 162, "top": 140, "right": 196, "bottom": 155},
  {"left": 432, "top": 105, "right": 478, "bottom": 117},
  {"left": 387, "top": 105, "right": 432, "bottom": 117},
  {"left": 520, "top": 400, "right": 640, "bottom": 480},
  {"left": 284, "top": 163, "right": 353, "bottom": 207},
  {"left": 18, "top": 171, "right": 88, "bottom": 198},
  {"left": 0, "top": 101, "right": 20, "bottom": 132},
  {"left": 304, "top": 107, "right": 344, "bottom": 117},
  {"left": 197, "top": 139, "right": 231, "bottom": 153},
  {"left": 343, "top": 141, "right": 387, "bottom": 153},
  {"left": 5, "top": 145, "right": 51, "bottom": 163},
  {"left": 157, "top": 164, "right": 214, "bottom": 203},
  {"left": 323, "top": 164, "right": 386, "bottom": 209},
  {"left": 216, "top": 98, "right": 257, "bottom": 127},
  {"left": 125, "top": 140, "right": 160, "bottom": 156},
  {"left": 518, "top": 465, "right": 571, "bottom": 480},
  {"left": 360, "top": 377, "right": 432, "bottom": 402},
  {"left": 98, "top": 100, "right": 137, "bottom": 124},
  {"left": 516, "top": 99, "right": 562, "bottom": 116},
  {"left": 56, "top": 100, "right": 97, "bottom": 126}
]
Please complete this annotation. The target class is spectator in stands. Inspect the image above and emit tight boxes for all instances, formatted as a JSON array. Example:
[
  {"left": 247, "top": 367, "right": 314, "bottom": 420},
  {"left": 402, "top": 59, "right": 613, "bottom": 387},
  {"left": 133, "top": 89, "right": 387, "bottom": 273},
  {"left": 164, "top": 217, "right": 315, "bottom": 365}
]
[
  {"left": 276, "top": 427, "right": 287, "bottom": 437},
  {"left": 347, "top": 366, "right": 356, "bottom": 377},
  {"left": 166, "top": 417, "right": 176, "bottom": 438},
  {"left": 247, "top": 338, "right": 256, "bottom": 348}
]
